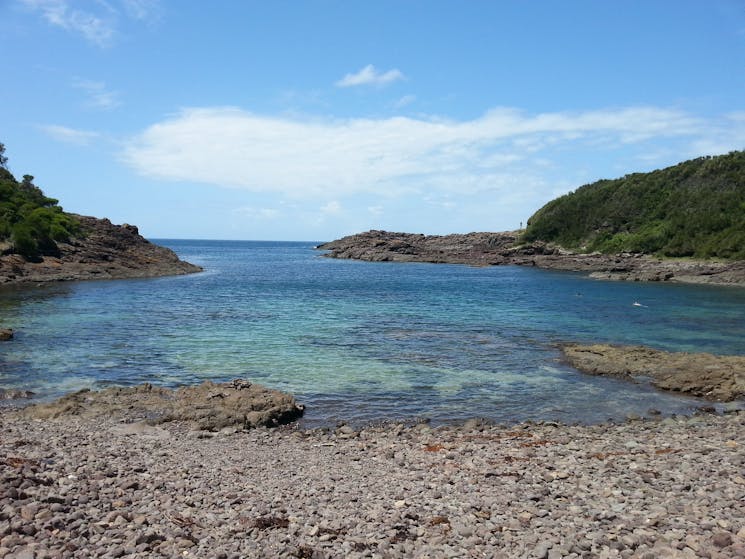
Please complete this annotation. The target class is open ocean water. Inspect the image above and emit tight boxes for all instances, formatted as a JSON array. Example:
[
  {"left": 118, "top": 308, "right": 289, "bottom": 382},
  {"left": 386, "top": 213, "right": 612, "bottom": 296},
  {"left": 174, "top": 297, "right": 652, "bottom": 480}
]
[{"left": 2, "top": 240, "right": 745, "bottom": 427}]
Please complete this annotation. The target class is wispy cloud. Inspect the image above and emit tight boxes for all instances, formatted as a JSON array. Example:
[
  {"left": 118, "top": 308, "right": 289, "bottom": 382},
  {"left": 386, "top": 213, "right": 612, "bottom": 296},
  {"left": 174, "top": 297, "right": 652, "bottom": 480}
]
[
  {"left": 393, "top": 94, "right": 416, "bottom": 109},
  {"left": 20, "top": 0, "right": 115, "bottom": 46},
  {"left": 40, "top": 124, "right": 100, "bottom": 145},
  {"left": 321, "top": 200, "right": 342, "bottom": 215},
  {"left": 233, "top": 206, "right": 280, "bottom": 219},
  {"left": 122, "top": 0, "right": 161, "bottom": 22},
  {"left": 73, "top": 79, "right": 121, "bottom": 110},
  {"left": 20, "top": 0, "right": 161, "bottom": 46},
  {"left": 336, "top": 64, "right": 405, "bottom": 88},
  {"left": 689, "top": 112, "right": 745, "bottom": 156}
]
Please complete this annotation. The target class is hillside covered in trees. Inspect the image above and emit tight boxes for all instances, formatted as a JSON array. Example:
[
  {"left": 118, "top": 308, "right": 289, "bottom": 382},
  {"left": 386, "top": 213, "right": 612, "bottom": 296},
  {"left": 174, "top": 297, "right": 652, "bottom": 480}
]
[
  {"left": 0, "top": 143, "right": 80, "bottom": 261},
  {"left": 523, "top": 150, "right": 745, "bottom": 259}
]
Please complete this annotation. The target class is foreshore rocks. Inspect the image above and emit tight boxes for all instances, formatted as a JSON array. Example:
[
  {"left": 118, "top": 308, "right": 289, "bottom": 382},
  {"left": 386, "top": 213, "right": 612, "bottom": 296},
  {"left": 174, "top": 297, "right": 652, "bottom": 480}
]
[
  {"left": 1, "top": 410, "right": 744, "bottom": 557},
  {"left": 0, "top": 215, "right": 201, "bottom": 285},
  {"left": 0, "top": 388, "right": 34, "bottom": 400},
  {"left": 318, "top": 230, "right": 745, "bottom": 285},
  {"left": 563, "top": 344, "right": 745, "bottom": 402},
  {"left": 22, "top": 379, "right": 305, "bottom": 431}
]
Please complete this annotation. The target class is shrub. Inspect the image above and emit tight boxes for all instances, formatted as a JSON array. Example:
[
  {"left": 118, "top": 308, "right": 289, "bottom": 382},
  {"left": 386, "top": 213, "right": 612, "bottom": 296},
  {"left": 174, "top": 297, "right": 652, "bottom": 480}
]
[{"left": 11, "top": 223, "right": 39, "bottom": 259}]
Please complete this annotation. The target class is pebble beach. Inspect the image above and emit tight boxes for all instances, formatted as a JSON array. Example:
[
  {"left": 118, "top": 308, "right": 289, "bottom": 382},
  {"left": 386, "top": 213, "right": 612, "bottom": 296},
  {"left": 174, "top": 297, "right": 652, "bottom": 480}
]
[{"left": 2, "top": 409, "right": 744, "bottom": 558}]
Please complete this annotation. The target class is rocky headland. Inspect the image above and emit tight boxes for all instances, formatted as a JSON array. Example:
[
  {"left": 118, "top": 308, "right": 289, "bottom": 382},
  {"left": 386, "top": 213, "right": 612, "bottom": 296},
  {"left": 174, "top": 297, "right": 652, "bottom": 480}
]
[
  {"left": 1, "top": 407, "right": 744, "bottom": 558},
  {"left": 562, "top": 344, "right": 745, "bottom": 403},
  {"left": 0, "top": 215, "right": 201, "bottom": 286},
  {"left": 318, "top": 230, "right": 745, "bottom": 286}
]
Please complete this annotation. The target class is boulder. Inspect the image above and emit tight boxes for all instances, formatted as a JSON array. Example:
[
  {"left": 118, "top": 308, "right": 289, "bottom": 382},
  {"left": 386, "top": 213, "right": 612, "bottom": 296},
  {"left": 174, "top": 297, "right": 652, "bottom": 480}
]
[{"left": 0, "top": 328, "right": 13, "bottom": 341}]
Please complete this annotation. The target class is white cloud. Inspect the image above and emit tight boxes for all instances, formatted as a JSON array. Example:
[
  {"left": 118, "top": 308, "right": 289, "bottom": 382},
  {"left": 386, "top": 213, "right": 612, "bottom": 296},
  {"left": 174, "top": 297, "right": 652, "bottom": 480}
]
[
  {"left": 336, "top": 65, "right": 405, "bottom": 88},
  {"left": 122, "top": 105, "right": 728, "bottom": 203},
  {"left": 234, "top": 206, "right": 280, "bottom": 219},
  {"left": 40, "top": 124, "right": 100, "bottom": 145},
  {"left": 424, "top": 195, "right": 456, "bottom": 209},
  {"left": 321, "top": 200, "right": 342, "bottom": 215},
  {"left": 73, "top": 79, "right": 121, "bottom": 110}
]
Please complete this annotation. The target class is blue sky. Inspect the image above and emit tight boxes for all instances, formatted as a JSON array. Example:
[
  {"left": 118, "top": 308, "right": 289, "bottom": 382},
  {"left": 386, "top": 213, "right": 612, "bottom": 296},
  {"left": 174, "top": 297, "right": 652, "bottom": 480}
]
[{"left": 2, "top": 0, "right": 744, "bottom": 241}]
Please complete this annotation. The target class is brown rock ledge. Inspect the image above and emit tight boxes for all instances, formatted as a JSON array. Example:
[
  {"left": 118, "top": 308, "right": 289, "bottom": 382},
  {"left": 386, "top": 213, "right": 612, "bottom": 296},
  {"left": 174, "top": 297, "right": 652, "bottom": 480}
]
[
  {"left": 22, "top": 379, "right": 305, "bottom": 431},
  {"left": 318, "top": 230, "right": 745, "bottom": 285},
  {"left": 0, "top": 215, "right": 201, "bottom": 285},
  {"left": 562, "top": 343, "right": 745, "bottom": 402}
]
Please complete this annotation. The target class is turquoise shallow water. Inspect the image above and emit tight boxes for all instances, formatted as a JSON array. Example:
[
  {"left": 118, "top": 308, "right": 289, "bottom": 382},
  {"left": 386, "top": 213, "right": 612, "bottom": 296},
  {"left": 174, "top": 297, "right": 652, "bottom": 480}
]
[{"left": 1, "top": 240, "right": 744, "bottom": 426}]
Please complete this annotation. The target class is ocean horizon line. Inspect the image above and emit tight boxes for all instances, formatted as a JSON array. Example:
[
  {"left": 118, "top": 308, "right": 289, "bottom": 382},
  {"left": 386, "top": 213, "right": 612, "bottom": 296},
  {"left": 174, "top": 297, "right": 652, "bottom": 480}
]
[{"left": 149, "top": 237, "right": 328, "bottom": 244}]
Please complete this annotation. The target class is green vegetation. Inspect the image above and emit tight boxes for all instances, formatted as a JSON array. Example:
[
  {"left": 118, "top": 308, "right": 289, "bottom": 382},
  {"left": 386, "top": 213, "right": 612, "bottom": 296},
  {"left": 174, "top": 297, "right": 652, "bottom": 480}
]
[
  {"left": 523, "top": 150, "right": 745, "bottom": 259},
  {"left": 0, "top": 143, "right": 80, "bottom": 261}
]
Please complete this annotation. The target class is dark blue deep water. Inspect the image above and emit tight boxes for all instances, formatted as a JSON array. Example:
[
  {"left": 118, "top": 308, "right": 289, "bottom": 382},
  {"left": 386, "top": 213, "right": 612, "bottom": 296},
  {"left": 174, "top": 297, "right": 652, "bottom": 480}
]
[{"left": 2, "top": 240, "right": 744, "bottom": 426}]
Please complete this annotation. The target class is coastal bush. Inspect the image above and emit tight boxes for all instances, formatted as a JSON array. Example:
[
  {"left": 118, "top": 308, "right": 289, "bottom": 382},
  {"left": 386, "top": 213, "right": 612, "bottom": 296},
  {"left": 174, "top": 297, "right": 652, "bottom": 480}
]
[
  {"left": 0, "top": 144, "right": 80, "bottom": 260},
  {"left": 523, "top": 150, "right": 745, "bottom": 259},
  {"left": 10, "top": 223, "right": 38, "bottom": 258}
]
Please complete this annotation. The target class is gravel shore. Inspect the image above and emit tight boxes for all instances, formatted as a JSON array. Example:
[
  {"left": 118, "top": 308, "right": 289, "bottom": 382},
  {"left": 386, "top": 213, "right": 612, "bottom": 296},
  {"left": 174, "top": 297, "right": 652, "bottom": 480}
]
[{"left": 2, "top": 410, "right": 744, "bottom": 558}]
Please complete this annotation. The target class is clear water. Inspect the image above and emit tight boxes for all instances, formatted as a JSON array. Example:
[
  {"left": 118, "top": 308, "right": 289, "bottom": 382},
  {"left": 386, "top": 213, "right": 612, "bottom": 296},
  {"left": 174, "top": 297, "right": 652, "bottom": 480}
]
[{"left": 1, "top": 240, "right": 744, "bottom": 427}]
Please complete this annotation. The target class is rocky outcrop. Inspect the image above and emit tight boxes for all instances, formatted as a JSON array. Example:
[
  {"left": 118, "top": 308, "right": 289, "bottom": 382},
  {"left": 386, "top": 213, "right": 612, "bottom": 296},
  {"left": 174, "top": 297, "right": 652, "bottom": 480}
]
[
  {"left": 0, "top": 328, "right": 12, "bottom": 341},
  {"left": 318, "top": 230, "right": 745, "bottom": 285},
  {"left": 22, "top": 379, "right": 304, "bottom": 430},
  {"left": 318, "top": 230, "right": 520, "bottom": 265},
  {"left": 0, "top": 215, "right": 201, "bottom": 285},
  {"left": 562, "top": 343, "right": 745, "bottom": 402}
]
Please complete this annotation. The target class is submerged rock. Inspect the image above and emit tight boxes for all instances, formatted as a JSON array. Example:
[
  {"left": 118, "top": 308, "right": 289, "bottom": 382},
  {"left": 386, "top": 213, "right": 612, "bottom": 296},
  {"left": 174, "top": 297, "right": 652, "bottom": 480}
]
[
  {"left": 562, "top": 343, "right": 745, "bottom": 402},
  {"left": 23, "top": 379, "right": 304, "bottom": 430},
  {"left": 0, "top": 388, "right": 34, "bottom": 399}
]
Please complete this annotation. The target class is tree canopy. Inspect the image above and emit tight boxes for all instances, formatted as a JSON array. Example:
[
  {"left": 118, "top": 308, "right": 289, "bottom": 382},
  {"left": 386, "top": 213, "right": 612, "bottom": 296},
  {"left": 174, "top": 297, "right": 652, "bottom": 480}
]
[
  {"left": 523, "top": 150, "right": 745, "bottom": 260},
  {"left": 0, "top": 144, "right": 80, "bottom": 260}
]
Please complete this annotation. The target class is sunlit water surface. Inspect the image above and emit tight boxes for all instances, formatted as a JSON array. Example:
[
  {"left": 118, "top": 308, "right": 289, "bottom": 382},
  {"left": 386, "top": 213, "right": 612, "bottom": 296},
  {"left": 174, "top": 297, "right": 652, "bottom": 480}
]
[{"left": 2, "top": 240, "right": 744, "bottom": 427}]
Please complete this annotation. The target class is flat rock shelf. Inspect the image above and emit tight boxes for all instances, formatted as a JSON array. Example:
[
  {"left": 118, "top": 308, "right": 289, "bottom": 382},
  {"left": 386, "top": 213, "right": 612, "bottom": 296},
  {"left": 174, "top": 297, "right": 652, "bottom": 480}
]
[
  {"left": 562, "top": 344, "right": 745, "bottom": 402},
  {"left": 21, "top": 380, "right": 305, "bottom": 431}
]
